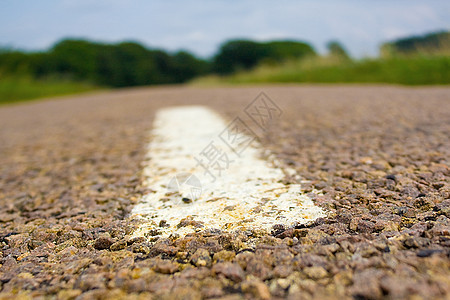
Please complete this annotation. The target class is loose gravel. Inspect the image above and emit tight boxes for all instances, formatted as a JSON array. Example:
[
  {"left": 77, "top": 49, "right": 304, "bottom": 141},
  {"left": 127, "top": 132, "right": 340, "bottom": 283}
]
[{"left": 0, "top": 85, "right": 449, "bottom": 299}]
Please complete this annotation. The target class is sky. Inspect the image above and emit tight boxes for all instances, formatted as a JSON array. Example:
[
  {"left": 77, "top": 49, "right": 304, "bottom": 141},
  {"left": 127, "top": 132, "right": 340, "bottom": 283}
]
[{"left": 1, "top": 0, "right": 449, "bottom": 58}]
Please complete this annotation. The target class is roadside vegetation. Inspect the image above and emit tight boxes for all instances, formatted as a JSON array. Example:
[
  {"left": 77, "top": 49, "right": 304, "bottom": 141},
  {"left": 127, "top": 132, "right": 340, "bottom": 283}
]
[
  {"left": 192, "top": 54, "right": 449, "bottom": 86},
  {"left": 193, "top": 31, "right": 450, "bottom": 86},
  {"left": 0, "top": 31, "right": 448, "bottom": 104},
  {"left": 0, "top": 74, "right": 98, "bottom": 104}
]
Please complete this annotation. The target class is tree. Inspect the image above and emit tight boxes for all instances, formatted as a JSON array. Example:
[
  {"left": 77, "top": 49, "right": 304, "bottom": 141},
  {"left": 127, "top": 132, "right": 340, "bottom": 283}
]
[
  {"left": 49, "top": 39, "right": 100, "bottom": 81},
  {"left": 213, "top": 39, "right": 316, "bottom": 74},
  {"left": 326, "top": 41, "right": 350, "bottom": 60},
  {"left": 265, "top": 40, "right": 316, "bottom": 62},
  {"left": 171, "top": 51, "right": 209, "bottom": 83},
  {"left": 213, "top": 40, "right": 268, "bottom": 74},
  {"left": 380, "top": 31, "right": 450, "bottom": 56}
]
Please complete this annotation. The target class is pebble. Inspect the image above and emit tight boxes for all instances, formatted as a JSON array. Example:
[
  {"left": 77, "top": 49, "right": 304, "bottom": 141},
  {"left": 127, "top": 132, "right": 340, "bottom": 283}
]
[
  {"left": 241, "top": 279, "right": 271, "bottom": 300},
  {"left": 94, "top": 237, "right": 113, "bottom": 250},
  {"left": 190, "top": 248, "right": 212, "bottom": 267},
  {"left": 303, "top": 266, "right": 328, "bottom": 280},
  {"left": 110, "top": 240, "right": 127, "bottom": 251},
  {"left": 212, "top": 262, "right": 245, "bottom": 283}
]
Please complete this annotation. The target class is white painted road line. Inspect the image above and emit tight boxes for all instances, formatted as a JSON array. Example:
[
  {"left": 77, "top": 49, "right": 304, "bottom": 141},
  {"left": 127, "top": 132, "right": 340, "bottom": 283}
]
[{"left": 130, "top": 106, "right": 325, "bottom": 238}]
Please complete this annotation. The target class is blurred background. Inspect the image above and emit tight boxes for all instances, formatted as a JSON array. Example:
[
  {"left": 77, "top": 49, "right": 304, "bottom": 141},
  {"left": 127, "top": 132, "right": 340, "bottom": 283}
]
[{"left": 0, "top": 0, "right": 449, "bottom": 103}]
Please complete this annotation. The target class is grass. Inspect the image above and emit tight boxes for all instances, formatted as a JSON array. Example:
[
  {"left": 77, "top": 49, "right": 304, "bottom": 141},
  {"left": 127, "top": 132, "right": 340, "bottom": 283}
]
[
  {"left": 0, "top": 74, "right": 101, "bottom": 105},
  {"left": 191, "top": 54, "right": 450, "bottom": 86},
  {"left": 1, "top": 54, "right": 448, "bottom": 105}
]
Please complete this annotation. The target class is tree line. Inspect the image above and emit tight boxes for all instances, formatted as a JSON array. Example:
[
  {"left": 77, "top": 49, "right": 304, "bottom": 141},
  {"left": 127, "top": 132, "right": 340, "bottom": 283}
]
[
  {"left": 0, "top": 40, "right": 209, "bottom": 87},
  {"left": 0, "top": 30, "right": 446, "bottom": 87},
  {"left": 0, "top": 39, "right": 315, "bottom": 87}
]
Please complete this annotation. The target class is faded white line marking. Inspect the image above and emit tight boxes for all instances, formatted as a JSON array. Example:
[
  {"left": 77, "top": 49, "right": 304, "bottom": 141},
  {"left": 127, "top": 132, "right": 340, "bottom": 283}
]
[{"left": 131, "top": 106, "right": 325, "bottom": 238}]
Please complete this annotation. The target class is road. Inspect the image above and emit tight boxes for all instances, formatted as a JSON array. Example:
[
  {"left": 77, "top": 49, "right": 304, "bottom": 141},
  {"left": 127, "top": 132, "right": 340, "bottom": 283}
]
[{"left": 0, "top": 85, "right": 449, "bottom": 299}]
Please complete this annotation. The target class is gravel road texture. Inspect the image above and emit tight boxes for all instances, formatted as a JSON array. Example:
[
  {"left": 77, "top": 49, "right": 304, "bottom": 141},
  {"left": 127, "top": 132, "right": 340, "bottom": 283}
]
[{"left": 0, "top": 85, "right": 449, "bottom": 299}]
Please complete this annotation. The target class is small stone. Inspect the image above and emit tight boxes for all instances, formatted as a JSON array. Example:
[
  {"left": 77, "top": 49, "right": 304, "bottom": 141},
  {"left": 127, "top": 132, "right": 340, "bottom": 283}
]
[
  {"left": 395, "top": 207, "right": 408, "bottom": 216},
  {"left": 417, "top": 249, "right": 444, "bottom": 257},
  {"left": 349, "top": 218, "right": 359, "bottom": 231},
  {"left": 241, "top": 279, "right": 271, "bottom": 300},
  {"left": 146, "top": 229, "right": 161, "bottom": 237},
  {"left": 350, "top": 269, "right": 383, "bottom": 299},
  {"left": 432, "top": 182, "right": 445, "bottom": 189},
  {"left": 127, "top": 236, "right": 145, "bottom": 245},
  {"left": 386, "top": 174, "right": 396, "bottom": 181},
  {"left": 110, "top": 240, "right": 127, "bottom": 251},
  {"left": 190, "top": 248, "right": 212, "bottom": 267},
  {"left": 93, "top": 237, "right": 113, "bottom": 250},
  {"left": 285, "top": 238, "right": 295, "bottom": 246},
  {"left": 131, "top": 243, "right": 150, "bottom": 255},
  {"left": 154, "top": 260, "right": 179, "bottom": 274},
  {"left": 403, "top": 237, "right": 420, "bottom": 248},
  {"left": 0, "top": 213, "right": 17, "bottom": 222},
  {"left": 430, "top": 223, "right": 450, "bottom": 237},
  {"left": 159, "top": 220, "right": 170, "bottom": 227},
  {"left": 177, "top": 216, "right": 204, "bottom": 228},
  {"left": 235, "top": 251, "right": 255, "bottom": 269},
  {"left": 375, "top": 220, "right": 399, "bottom": 232},
  {"left": 324, "top": 243, "right": 340, "bottom": 253},
  {"left": 213, "top": 250, "right": 236, "bottom": 263},
  {"left": 276, "top": 278, "right": 291, "bottom": 290},
  {"left": 176, "top": 251, "right": 188, "bottom": 260},
  {"left": 287, "top": 284, "right": 301, "bottom": 297},
  {"left": 357, "top": 220, "right": 375, "bottom": 233},
  {"left": 273, "top": 265, "right": 293, "bottom": 278},
  {"left": 57, "top": 289, "right": 82, "bottom": 300},
  {"left": 297, "top": 279, "right": 318, "bottom": 294},
  {"left": 303, "top": 266, "right": 328, "bottom": 279},
  {"left": 75, "top": 273, "right": 106, "bottom": 291},
  {"left": 212, "top": 262, "right": 245, "bottom": 283},
  {"left": 17, "top": 272, "right": 33, "bottom": 279},
  {"left": 395, "top": 206, "right": 416, "bottom": 218},
  {"left": 57, "top": 245, "right": 78, "bottom": 258},
  {"left": 271, "top": 224, "right": 286, "bottom": 236},
  {"left": 359, "top": 245, "right": 379, "bottom": 258},
  {"left": 182, "top": 197, "right": 192, "bottom": 203},
  {"left": 379, "top": 276, "right": 411, "bottom": 298},
  {"left": 434, "top": 200, "right": 450, "bottom": 216}
]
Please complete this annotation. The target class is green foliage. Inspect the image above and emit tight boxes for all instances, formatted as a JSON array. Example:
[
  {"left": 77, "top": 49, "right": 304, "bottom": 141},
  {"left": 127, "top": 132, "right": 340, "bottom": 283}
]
[
  {"left": 213, "top": 39, "right": 315, "bottom": 74},
  {"left": 194, "top": 55, "right": 450, "bottom": 86},
  {"left": 0, "top": 39, "right": 210, "bottom": 88},
  {"left": 326, "top": 41, "right": 350, "bottom": 60},
  {"left": 49, "top": 39, "right": 99, "bottom": 80},
  {"left": 1, "top": 31, "right": 448, "bottom": 104},
  {"left": 213, "top": 40, "right": 269, "bottom": 74},
  {"left": 265, "top": 41, "right": 316, "bottom": 61},
  {"left": 195, "top": 32, "right": 449, "bottom": 86},
  {"left": 381, "top": 31, "right": 450, "bottom": 56},
  {"left": 0, "top": 51, "right": 34, "bottom": 74},
  {"left": 171, "top": 51, "right": 210, "bottom": 82}
]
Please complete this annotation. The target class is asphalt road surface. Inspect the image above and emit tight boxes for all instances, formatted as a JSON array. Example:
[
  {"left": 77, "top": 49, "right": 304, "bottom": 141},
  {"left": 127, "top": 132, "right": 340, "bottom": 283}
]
[{"left": 0, "top": 85, "right": 449, "bottom": 299}]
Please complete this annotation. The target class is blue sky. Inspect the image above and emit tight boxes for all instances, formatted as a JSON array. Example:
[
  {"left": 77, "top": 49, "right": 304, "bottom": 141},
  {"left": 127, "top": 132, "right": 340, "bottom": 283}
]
[{"left": 1, "top": 0, "right": 449, "bottom": 58}]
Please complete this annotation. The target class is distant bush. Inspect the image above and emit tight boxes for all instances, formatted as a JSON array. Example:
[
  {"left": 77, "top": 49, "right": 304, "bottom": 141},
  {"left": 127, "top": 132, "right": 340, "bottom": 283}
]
[
  {"left": 213, "top": 39, "right": 315, "bottom": 74},
  {"left": 381, "top": 31, "right": 450, "bottom": 56},
  {"left": 326, "top": 40, "right": 350, "bottom": 61}
]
